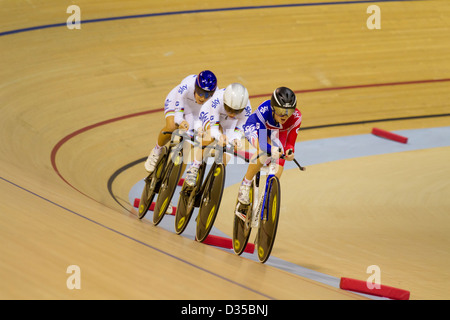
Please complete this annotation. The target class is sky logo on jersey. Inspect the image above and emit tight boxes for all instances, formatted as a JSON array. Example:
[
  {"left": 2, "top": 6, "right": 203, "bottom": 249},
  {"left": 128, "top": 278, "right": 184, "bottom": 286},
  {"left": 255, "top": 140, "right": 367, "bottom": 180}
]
[
  {"left": 260, "top": 105, "right": 269, "bottom": 114},
  {"left": 244, "top": 124, "right": 258, "bottom": 145},
  {"left": 211, "top": 98, "right": 220, "bottom": 109},
  {"left": 199, "top": 111, "right": 209, "bottom": 123},
  {"left": 245, "top": 105, "right": 252, "bottom": 117},
  {"left": 178, "top": 84, "right": 188, "bottom": 94}
]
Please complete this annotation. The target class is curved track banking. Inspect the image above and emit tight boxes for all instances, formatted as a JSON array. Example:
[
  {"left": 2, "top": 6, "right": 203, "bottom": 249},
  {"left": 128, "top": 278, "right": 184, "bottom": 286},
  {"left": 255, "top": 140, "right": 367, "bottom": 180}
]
[{"left": 1, "top": 0, "right": 449, "bottom": 300}]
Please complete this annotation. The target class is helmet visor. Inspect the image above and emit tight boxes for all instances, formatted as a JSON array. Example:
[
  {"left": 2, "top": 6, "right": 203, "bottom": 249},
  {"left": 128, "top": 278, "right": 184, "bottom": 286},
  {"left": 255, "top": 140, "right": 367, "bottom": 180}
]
[
  {"left": 224, "top": 103, "right": 244, "bottom": 115},
  {"left": 195, "top": 84, "right": 215, "bottom": 99},
  {"left": 273, "top": 106, "right": 295, "bottom": 118}
]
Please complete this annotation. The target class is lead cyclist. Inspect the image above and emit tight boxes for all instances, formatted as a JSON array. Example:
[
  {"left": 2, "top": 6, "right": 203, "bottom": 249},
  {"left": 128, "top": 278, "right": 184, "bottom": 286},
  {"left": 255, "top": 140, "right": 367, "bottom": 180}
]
[{"left": 237, "top": 86, "right": 302, "bottom": 206}]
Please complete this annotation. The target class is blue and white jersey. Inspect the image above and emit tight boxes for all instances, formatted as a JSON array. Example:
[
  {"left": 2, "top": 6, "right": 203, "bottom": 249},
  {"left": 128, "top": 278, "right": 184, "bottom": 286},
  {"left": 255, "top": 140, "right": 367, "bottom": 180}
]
[
  {"left": 199, "top": 88, "right": 252, "bottom": 142},
  {"left": 163, "top": 74, "right": 209, "bottom": 131}
]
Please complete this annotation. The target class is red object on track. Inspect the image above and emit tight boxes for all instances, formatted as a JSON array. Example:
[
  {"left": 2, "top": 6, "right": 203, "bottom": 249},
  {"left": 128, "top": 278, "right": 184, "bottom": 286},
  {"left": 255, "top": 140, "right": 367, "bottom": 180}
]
[
  {"left": 340, "top": 277, "right": 410, "bottom": 300},
  {"left": 371, "top": 127, "right": 408, "bottom": 143},
  {"left": 202, "top": 235, "right": 255, "bottom": 254},
  {"left": 133, "top": 199, "right": 155, "bottom": 211}
]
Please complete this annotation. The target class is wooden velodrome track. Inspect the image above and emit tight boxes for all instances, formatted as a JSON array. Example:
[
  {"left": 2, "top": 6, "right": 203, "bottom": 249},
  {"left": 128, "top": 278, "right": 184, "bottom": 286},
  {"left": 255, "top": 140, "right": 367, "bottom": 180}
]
[{"left": 1, "top": 0, "right": 449, "bottom": 300}]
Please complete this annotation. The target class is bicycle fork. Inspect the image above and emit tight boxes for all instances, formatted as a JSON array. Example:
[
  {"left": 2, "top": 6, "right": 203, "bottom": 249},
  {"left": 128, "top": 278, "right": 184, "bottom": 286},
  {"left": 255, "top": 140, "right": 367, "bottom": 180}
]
[{"left": 252, "top": 172, "right": 263, "bottom": 228}]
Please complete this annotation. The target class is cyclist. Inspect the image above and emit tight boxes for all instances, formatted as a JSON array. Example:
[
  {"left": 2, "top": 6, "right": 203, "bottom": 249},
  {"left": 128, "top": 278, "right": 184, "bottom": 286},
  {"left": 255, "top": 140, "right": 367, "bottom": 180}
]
[
  {"left": 144, "top": 70, "right": 218, "bottom": 173},
  {"left": 184, "top": 83, "right": 252, "bottom": 187},
  {"left": 237, "top": 86, "right": 302, "bottom": 205}
]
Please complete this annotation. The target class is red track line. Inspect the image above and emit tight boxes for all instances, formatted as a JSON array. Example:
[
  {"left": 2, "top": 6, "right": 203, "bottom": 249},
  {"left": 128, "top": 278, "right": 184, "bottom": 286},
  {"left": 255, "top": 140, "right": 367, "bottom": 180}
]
[{"left": 50, "top": 109, "right": 162, "bottom": 203}]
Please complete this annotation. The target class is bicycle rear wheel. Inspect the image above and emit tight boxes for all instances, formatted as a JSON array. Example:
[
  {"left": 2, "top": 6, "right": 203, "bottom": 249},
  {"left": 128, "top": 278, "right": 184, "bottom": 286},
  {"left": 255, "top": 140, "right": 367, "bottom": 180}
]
[
  {"left": 137, "top": 148, "right": 167, "bottom": 219},
  {"left": 256, "top": 176, "right": 281, "bottom": 263},
  {"left": 196, "top": 164, "right": 226, "bottom": 242},
  {"left": 232, "top": 183, "right": 254, "bottom": 256},
  {"left": 174, "top": 164, "right": 204, "bottom": 235},
  {"left": 152, "top": 151, "right": 183, "bottom": 226}
]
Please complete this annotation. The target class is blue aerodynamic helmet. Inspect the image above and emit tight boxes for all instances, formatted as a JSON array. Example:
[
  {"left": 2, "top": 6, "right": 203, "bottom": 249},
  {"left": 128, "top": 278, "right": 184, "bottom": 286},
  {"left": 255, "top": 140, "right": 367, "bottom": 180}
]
[{"left": 195, "top": 70, "right": 217, "bottom": 98}]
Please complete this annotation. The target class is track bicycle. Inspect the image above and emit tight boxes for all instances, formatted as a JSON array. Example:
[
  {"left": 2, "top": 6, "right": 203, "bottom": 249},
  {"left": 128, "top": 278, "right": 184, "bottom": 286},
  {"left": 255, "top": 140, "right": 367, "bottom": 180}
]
[
  {"left": 195, "top": 143, "right": 230, "bottom": 242},
  {"left": 137, "top": 130, "right": 192, "bottom": 224},
  {"left": 175, "top": 140, "right": 234, "bottom": 236},
  {"left": 232, "top": 150, "right": 305, "bottom": 263},
  {"left": 151, "top": 130, "right": 197, "bottom": 225}
]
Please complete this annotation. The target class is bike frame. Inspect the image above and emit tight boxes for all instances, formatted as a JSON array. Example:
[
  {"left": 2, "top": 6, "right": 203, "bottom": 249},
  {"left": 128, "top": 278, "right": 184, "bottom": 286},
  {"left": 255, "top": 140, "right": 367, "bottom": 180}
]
[{"left": 251, "top": 157, "right": 278, "bottom": 229}]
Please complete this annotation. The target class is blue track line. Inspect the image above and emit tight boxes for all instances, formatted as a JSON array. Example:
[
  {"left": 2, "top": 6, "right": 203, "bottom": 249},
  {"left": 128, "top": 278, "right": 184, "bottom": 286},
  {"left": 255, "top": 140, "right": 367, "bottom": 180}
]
[{"left": 0, "top": 0, "right": 419, "bottom": 37}]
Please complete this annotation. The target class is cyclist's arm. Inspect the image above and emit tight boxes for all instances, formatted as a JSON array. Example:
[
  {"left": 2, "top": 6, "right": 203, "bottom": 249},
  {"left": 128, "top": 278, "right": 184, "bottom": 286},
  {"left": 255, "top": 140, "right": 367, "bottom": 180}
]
[
  {"left": 209, "top": 110, "right": 222, "bottom": 142},
  {"left": 229, "top": 105, "right": 250, "bottom": 144},
  {"left": 244, "top": 112, "right": 273, "bottom": 155},
  {"left": 174, "top": 105, "right": 184, "bottom": 126},
  {"left": 173, "top": 77, "right": 194, "bottom": 126},
  {"left": 285, "top": 109, "right": 302, "bottom": 153}
]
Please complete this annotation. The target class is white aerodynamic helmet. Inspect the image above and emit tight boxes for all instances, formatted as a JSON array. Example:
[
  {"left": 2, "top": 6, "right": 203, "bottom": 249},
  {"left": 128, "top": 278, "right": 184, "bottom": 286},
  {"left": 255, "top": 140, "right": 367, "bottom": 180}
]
[{"left": 223, "top": 83, "right": 249, "bottom": 113}]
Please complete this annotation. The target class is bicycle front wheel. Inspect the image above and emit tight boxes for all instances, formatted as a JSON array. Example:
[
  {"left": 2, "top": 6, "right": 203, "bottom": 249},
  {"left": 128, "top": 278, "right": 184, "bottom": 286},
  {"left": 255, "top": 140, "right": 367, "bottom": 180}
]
[
  {"left": 256, "top": 176, "right": 281, "bottom": 263},
  {"left": 152, "top": 151, "right": 183, "bottom": 226},
  {"left": 137, "top": 148, "right": 167, "bottom": 219},
  {"left": 196, "top": 164, "right": 226, "bottom": 242}
]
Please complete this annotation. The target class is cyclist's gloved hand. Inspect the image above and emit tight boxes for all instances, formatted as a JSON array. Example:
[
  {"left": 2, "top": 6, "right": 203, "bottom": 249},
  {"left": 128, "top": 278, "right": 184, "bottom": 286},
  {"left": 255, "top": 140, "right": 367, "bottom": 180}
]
[
  {"left": 218, "top": 134, "right": 229, "bottom": 147},
  {"left": 231, "top": 138, "right": 242, "bottom": 149},
  {"left": 285, "top": 148, "right": 295, "bottom": 161},
  {"left": 178, "top": 120, "right": 189, "bottom": 131},
  {"left": 196, "top": 127, "right": 207, "bottom": 139}
]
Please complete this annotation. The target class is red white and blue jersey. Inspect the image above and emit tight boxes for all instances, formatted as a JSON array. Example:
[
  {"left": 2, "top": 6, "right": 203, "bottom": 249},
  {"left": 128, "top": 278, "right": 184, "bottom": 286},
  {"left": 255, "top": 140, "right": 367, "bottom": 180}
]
[{"left": 243, "top": 99, "right": 302, "bottom": 158}]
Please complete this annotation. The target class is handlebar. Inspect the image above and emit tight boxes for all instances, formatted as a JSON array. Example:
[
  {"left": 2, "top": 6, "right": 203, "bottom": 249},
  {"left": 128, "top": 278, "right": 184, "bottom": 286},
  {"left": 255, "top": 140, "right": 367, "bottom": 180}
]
[
  {"left": 162, "top": 130, "right": 305, "bottom": 171},
  {"left": 256, "top": 147, "right": 306, "bottom": 171},
  {"left": 163, "top": 129, "right": 237, "bottom": 162},
  {"left": 162, "top": 129, "right": 195, "bottom": 142}
]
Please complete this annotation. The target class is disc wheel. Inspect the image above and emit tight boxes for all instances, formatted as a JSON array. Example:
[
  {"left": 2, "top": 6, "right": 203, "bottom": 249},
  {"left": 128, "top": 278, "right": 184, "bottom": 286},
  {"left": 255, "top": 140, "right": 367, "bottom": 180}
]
[
  {"left": 256, "top": 176, "right": 281, "bottom": 263},
  {"left": 137, "top": 148, "right": 167, "bottom": 219},
  {"left": 196, "top": 164, "right": 226, "bottom": 242},
  {"left": 174, "top": 164, "right": 203, "bottom": 235},
  {"left": 152, "top": 151, "right": 183, "bottom": 226},
  {"left": 232, "top": 183, "right": 254, "bottom": 256}
]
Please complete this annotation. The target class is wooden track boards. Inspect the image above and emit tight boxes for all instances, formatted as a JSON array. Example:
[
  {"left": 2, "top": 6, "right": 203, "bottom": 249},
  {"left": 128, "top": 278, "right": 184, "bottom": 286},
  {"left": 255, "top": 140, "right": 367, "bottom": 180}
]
[{"left": 1, "top": 0, "right": 449, "bottom": 299}]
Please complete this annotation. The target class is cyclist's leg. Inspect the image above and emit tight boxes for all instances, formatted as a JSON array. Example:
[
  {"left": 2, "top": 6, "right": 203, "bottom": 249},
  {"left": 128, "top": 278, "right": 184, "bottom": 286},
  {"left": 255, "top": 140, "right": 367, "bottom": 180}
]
[
  {"left": 145, "top": 115, "right": 177, "bottom": 173},
  {"left": 157, "top": 115, "right": 177, "bottom": 147},
  {"left": 185, "top": 125, "right": 212, "bottom": 187},
  {"left": 246, "top": 134, "right": 269, "bottom": 175},
  {"left": 275, "top": 163, "right": 284, "bottom": 179},
  {"left": 235, "top": 136, "right": 266, "bottom": 205}
]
